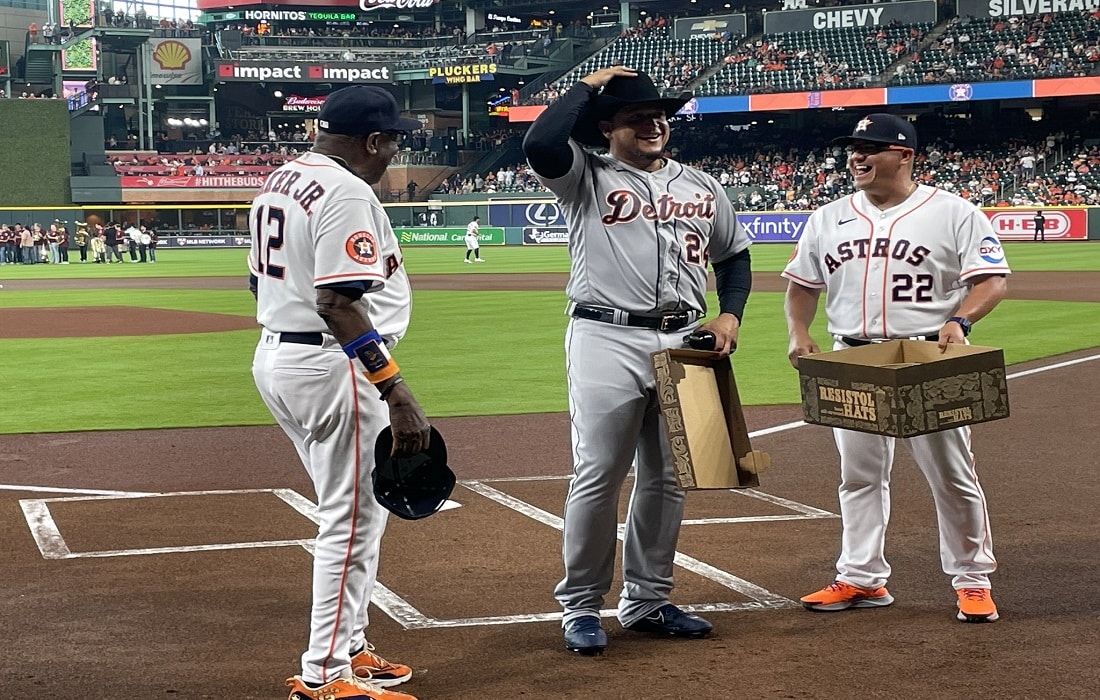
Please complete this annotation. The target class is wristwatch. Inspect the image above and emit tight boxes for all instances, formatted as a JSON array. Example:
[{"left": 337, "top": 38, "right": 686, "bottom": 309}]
[{"left": 948, "top": 316, "right": 972, "bottom": 336}]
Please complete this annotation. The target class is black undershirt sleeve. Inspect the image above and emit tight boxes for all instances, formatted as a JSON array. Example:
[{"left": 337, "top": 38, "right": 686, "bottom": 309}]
[
  {"left": 318, "top": 280, "right": 371, "bottom": 301},
  {"left": 712, "top": 248, "right": 752, "bottom": 322},
  {"left": 522, "top": 82, "right": 598, "bottom": 180}
]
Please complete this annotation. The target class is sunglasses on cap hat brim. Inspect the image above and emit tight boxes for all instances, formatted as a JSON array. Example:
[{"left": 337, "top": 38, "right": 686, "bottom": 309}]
[{"left": 842, "top": 140, "right": 915, "bottom": 155}]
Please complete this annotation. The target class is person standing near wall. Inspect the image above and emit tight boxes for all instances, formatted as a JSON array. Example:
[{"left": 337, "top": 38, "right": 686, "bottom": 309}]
[{"left": 463, "top": 215, "right": 483, "bottom": 263}]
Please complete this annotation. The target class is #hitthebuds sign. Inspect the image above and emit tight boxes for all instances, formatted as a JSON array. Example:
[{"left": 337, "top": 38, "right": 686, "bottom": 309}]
[{"left": 215, "top": 60, "right": 392, "bottom": 83}]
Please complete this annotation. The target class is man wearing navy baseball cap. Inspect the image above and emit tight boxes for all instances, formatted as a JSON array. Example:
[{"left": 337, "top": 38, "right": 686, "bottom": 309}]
[
  {"left": 317, "top": 85, "right": 420, "bottom": 137},
  {"left": 254, "top": 80, "right": 433, "bottom": 699},
  {"left": 832, "top": 112, "right": 918, "bottom": 151}
]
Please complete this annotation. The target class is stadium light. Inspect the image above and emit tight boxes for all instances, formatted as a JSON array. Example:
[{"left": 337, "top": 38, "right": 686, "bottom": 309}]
[{"left": 274, "top": 90, "right": 283, "bottom": 97}]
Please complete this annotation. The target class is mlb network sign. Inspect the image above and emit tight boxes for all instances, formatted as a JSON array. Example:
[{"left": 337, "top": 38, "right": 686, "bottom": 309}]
[{"left": 215, "top": 60, "right": 392, "bottom": 83}]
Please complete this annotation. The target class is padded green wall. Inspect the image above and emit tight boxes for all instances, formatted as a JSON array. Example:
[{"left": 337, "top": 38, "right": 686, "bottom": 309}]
[{"left": 0, "top": 100, "right": 73, "bottom": 206}]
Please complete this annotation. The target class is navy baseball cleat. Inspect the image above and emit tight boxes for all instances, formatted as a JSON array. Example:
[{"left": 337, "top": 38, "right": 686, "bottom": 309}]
[
  {"left": 624, "top": 604, "right": 712, "bottom": 638},
  {"left": 563, "top": 615, "right": 607, "bottom": 655}
]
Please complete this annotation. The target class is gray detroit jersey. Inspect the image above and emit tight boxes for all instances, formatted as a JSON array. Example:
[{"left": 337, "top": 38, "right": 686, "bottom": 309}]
[{"left": 535, "top": 141, "right": 751, "bottom": 314}]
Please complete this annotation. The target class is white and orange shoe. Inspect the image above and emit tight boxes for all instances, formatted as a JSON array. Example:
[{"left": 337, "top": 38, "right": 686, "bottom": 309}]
[
  {"left": 286, "top": 671, "right": 416, "bottom": 700},
  {"left": 956, "top": 587, "right": 999, "bottom": 623},
  {"left": 801, "top": 580, "right": 894, "bottom": 611},
  {"left": 351, "top": 643, "right": 413, "bottom": 687}
]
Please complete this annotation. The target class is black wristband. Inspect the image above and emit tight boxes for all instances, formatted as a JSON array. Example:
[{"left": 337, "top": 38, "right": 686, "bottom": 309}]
[
  {"left": 948, "top": 316, "right": 972, "bottom": 336},
  {"left": 378, "top": 376, "right": 405, "bottom": 401}
]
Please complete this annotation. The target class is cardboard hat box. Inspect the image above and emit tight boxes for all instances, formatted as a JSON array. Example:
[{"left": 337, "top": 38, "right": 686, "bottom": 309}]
[
  {"left": 797, "top": 340, "right": 1009, "bottom": 438},
  {"left": 651, "top": 349, "right": 770, "bottom": 490}
]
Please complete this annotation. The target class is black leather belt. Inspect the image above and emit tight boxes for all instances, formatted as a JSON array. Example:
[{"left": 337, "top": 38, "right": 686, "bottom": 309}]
[
  {"left": 570, "top": 304, "right": 699, "bottom": 332},
  {"left": 840, "top": 335, "right": 938, "bottom": 347},
  {"left": 279, "top": 332, "right": 325, "bottom": 345}
]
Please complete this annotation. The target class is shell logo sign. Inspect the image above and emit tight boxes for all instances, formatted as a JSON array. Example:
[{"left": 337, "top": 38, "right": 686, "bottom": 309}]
[
  {"left": 152, "top": 40, "right": 192, "bottom": 70},
  {"left": 985, "top": 209, "right": 1086, "bottom": 241},
  {"left": 147, "top": 38, "right": 202, "bottom": 84}
]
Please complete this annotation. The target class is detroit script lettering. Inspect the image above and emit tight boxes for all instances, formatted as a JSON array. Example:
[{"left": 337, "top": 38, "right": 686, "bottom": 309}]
[{"left": 601, "top": 190, "right": 716, "bottom": 225}]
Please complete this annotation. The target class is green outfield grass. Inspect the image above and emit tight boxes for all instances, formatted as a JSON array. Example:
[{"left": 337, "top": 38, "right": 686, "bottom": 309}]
[
  {"left": 0, "top": 242, "right": 1097, "bottom": 433},
  {"left": 1, "top": 241, "right": 1095, "bottom": 280}
]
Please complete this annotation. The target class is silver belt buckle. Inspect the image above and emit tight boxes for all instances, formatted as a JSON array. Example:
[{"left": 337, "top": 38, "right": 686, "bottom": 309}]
[{"left": 659, "top": 313, "right": 685, "bottom": 332}]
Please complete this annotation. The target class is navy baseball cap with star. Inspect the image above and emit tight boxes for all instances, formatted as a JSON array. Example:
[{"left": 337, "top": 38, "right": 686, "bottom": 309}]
[
  {"left": 832, "top": 113, "right": 918, "bottom": 151},
  {"left": 317, "top": 85, "right": 419, "bottom": 136}
]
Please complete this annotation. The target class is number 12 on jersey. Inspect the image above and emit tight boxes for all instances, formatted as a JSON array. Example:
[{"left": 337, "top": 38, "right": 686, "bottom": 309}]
[{"left": 253, "top": 205, "right": 286, "bottom": 279}]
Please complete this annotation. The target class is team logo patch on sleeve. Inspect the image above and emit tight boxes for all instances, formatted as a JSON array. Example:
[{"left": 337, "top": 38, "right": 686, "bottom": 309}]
[
  {"left": 346, "top": 231, "right": 379, "bottom": 265},
  {"left": 978, "top": 236, "right": 1004, "bottom": 264}
]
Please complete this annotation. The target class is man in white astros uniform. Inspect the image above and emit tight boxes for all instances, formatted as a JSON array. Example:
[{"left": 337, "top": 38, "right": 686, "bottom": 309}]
[
  {"left": 249, "top": 85, "right": 430, "bottom": 700},
  {"left": 523, "top": 67, "right": 753, "bottom": 654},
  {"left": 464, "top": 215, "right": 483, "bottom": 263},
  {"left": 783, "top": 113, "right": 1010, "bottom": 623}
]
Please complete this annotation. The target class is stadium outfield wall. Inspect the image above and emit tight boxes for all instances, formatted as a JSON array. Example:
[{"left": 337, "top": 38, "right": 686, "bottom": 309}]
[{"left": 3, "top": 203, "right": 1097, "bottom": 245}]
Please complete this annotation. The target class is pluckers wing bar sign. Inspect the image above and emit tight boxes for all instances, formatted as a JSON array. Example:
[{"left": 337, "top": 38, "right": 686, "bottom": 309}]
[
  {"left": 215, "top": 60, "right": 392, "bottom": 83},
  {"left": 430, "top": 63, "right": 497, "bottom": 84}
]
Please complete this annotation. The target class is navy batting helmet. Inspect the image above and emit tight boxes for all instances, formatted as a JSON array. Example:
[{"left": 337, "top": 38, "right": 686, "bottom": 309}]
[{"left": 373, "top": 426, "right": 455, "bottom": 520}]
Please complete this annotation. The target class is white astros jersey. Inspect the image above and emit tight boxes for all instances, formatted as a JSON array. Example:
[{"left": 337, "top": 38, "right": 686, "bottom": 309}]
[
  {"left": 782, "top": 184, "right": 1011, "bottom": 338},
  {"left": 534, "top": 141, "right": 751, "bottom": 314},
  {"left": 248, "top": 151, "right": 411, "bottom": 341}
]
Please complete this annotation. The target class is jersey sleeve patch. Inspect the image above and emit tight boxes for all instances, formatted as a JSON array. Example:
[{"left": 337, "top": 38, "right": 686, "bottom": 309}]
[{"left": 345, "top": 231, "right": 379, "bottom": 265}]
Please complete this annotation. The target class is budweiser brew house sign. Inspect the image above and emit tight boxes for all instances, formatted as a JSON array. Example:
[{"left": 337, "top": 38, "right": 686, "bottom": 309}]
[{"left": 283, "top": 95, "right": 326, "bottom": 112}]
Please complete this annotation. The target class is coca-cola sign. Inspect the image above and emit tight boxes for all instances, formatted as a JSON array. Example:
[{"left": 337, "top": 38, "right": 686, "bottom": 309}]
[
  {"left": 283, "top": 95, "right": 326, "bottom": 112},
  {"left": 359, "top": 0, "right": 438, "bottom": 10}
]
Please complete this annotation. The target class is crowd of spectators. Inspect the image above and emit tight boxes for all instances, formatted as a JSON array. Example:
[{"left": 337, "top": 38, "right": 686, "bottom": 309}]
[
  {"left": 441, "top": 120, "right": 1100, "bottom": 209},
  {"left": 895, "top": 12, "right": 1100, "bottom": 85},
  {"left": 0, "top": 90, "right": 62, "bottom": 99},
  {"left": 707, "top": 24, "right": 926, "bottom": 95},
  {"left": 521, "top": 10, "right": 1100, "bottom": 103}
]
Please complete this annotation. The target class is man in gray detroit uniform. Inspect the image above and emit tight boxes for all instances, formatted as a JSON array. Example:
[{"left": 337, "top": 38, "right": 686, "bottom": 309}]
[{"left": 523, "top": 67, "right": 753, "bottom": 655}]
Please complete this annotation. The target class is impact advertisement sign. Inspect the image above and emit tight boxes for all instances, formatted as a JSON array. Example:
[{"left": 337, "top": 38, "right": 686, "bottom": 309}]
[
  {"left": 394, "top": 227, "right": 505, "bottom": 246},
  {"left": 215, "top": 60, "right": 393, "bottom": 83},
  {"left": 763, "top": 0, "right": 936, "bottom": 33}
]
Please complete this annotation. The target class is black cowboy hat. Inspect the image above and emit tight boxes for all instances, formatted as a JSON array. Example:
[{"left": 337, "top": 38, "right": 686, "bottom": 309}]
[{"left": 570, "top": 71, "right": 692, "bottom": 148}]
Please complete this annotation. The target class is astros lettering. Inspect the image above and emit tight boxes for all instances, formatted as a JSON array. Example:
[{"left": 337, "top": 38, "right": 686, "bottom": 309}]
[
  {"left": 601, "top": 191, "right": 716, "bottom": 225},
  {"left": 823, "top": 237, "right": 931, "bottom": 274}
]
